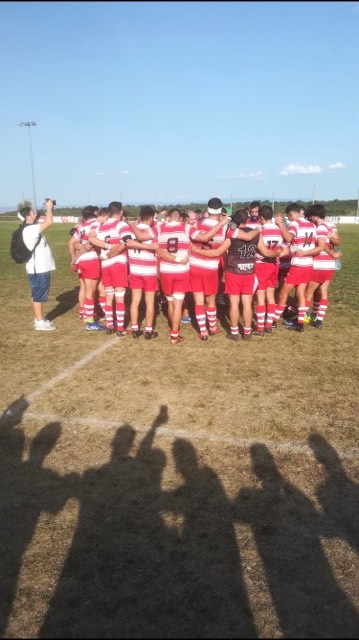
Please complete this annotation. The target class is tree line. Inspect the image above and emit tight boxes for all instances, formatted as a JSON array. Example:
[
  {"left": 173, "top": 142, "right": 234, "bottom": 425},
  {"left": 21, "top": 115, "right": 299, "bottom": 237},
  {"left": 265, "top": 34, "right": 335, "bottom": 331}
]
[{"left": 5, "top": 198, "right": 358, "bottom": 220}]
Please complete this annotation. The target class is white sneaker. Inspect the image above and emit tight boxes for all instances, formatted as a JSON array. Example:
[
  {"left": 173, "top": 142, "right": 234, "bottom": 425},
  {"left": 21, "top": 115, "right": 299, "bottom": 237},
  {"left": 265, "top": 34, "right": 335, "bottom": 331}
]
[{"left": 34, "top": 319, "right": 56, "bottom": 331}]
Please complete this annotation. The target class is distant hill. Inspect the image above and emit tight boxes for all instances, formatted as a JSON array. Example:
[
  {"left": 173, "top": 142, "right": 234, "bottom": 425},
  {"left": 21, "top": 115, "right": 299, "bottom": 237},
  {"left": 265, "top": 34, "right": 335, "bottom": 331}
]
[{"left": 0, "top": 206, "right": 16, "bottom": 214}]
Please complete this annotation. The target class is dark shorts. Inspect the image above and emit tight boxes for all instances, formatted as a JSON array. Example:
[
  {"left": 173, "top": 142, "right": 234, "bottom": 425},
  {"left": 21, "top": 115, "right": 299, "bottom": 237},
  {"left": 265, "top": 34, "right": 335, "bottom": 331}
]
[{"left": 28, "top": 271, "right": 51, "bottom": 303}]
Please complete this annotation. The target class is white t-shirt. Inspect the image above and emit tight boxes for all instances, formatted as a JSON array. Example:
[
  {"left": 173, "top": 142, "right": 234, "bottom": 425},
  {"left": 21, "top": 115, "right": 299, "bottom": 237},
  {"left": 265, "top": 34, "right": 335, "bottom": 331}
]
[{"left": 22, "top": 223, "right": 56, "bottom": 274}]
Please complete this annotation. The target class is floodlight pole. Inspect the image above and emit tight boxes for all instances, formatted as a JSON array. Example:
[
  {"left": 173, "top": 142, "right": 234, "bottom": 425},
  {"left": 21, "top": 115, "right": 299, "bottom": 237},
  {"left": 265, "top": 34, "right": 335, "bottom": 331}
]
[{"left": 19, "top": 121, "right": 38, "bottom": 213}]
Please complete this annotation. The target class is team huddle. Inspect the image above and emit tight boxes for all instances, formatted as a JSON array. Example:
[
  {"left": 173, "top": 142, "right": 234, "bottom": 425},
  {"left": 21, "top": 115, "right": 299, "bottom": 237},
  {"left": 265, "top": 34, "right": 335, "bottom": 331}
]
[{"left": 68, "top": 197, "right": 342, "bottom": 344}]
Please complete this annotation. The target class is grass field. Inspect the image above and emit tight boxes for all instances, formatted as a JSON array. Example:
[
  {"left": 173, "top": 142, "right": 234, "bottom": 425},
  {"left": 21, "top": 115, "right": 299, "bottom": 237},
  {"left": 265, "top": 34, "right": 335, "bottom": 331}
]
[{"left": 0, "top": 220, "right": 358, "bottom": 638}]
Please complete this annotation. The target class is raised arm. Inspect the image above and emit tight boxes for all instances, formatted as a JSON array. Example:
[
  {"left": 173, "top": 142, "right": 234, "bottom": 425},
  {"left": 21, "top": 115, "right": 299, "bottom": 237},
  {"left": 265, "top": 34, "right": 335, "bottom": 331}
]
[
  {"left": 274, "top": 215, "right": 294, "bottom": 244},
  {"left": 39, "top": 199, "right": 54, "bottom": 233}
]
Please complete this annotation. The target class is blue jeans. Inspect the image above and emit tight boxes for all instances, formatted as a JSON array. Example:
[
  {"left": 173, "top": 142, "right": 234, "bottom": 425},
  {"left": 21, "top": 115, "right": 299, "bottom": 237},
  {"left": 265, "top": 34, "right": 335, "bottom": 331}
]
[{"left": 28, "top": 272, "right": 51, "bottom": 303}]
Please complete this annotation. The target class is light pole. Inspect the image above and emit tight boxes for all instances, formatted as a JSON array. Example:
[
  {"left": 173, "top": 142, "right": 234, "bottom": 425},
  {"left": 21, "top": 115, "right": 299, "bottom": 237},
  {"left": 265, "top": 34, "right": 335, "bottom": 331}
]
[{"left": 19, "top": 121, "right": 37, "bottom": 212}]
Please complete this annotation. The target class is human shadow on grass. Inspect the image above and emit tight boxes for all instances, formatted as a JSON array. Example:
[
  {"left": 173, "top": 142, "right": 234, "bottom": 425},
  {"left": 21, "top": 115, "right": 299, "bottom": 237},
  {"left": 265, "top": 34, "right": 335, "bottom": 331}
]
[
  {"left": 0, "top": 398, "right": 75, "bottom": 637},
  {"left": 40, "top": 405, "right": 178, "bottom": 638},
  {"left": 233, "top": 443, "right": 359, "bottom": 639},
  {"left": 308, "top": 432, "right": 359, "bottom": 555},
  {"left": 40, "top": 407, "right": 258, "bottom": 638},
  {"left": 216, "top": 304, "right": 231, "bottom": 334},
  {"left": 160, "top": 438, "right": 257, "bottom": 638},
  {"left": 45, "top": 286, "right": 80, "bottom": 322}
]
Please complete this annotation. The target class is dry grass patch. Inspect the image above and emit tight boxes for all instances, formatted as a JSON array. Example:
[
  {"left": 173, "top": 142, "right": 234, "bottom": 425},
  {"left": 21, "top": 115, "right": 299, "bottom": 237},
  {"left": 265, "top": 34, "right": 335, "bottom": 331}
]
[
  {"left": 1, "top": 404, "right": 358, "bottom": 638},
  {"left": 0, "top": 222, "right": 358, "bottom": 638}
]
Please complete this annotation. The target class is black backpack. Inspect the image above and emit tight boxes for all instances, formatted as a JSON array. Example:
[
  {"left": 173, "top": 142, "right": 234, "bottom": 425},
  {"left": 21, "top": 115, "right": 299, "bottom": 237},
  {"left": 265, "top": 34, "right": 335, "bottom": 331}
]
[{"left": 10, "top": 224, "right": 41, "bottom": 264}]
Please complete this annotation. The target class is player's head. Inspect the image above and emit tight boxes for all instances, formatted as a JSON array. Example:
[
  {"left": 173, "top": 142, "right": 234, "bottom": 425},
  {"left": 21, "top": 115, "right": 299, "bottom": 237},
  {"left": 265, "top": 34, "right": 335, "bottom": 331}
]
[
  {"left": 167, "top": 207, "right": 181, "bottom": 221},
  {"left": 179, "top": 210, "right": 188, "bottom": 223},
  {"left": 187, "top": 210, "right": 197, "bottom": 225},
  {"left": 139, "top": 205, "right": 156, "bottom": 223},
  {"left": 97, "top": 207, "right": 110, "bottom": 222},
  {"left": 305, "top": 203, "right": 326, "bottom": 221},
  {"left": 231, "top": 209, "right": 249, "bottom": 227},
  {"left": 258, "top": 205, "right": 273, "bottom": 221},
  {"left": 207, "top": 197, "right": 223, "bottom": 217},
  {"left": 284, "top": 203, "right": 302, "bottom": 221},
  {"left": 108, "top": 201, "right": 123, "bottom": 218},
  {"left": 82, "top": 205, "right": 98, "bottom": 221},
  {"left": 249, "top": 201, "right": 261, "bottom": 218}
]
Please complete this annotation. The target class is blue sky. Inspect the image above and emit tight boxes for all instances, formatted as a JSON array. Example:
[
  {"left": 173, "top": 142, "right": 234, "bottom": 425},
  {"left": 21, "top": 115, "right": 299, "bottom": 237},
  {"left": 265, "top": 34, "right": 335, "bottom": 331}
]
[{"left": 1, "top": 1, "right": 358, "bottom": 207}]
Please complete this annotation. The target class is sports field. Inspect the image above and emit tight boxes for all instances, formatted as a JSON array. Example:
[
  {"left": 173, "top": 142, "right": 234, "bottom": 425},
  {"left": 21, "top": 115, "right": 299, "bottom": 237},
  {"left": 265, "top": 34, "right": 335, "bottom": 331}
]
[{"left": 0, "top": 221, "right": 358, "bottom": 638}]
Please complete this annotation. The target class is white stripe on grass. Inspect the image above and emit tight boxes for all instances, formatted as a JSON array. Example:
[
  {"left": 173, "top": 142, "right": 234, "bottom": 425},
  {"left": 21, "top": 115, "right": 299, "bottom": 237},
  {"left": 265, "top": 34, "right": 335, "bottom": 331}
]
[
  {"left": 27, "top": 336, "right": 118, "bottom": 402},
  {"left": 2, "top": 334, "right": 358, "bottom": 462},
  {"left": 22, "top": 411, "right": 359, "bottom": 461}
]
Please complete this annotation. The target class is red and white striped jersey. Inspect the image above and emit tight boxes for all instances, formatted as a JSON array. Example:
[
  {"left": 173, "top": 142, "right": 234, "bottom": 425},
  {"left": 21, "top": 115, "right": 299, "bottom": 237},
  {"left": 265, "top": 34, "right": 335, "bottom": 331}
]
[
  {"left": 158, "top": 221, "right": 190, "bottom": 274},
  {"left": 256, "top": 222, "right": 285, "bottom": 263},
  {"left": 313, "top": 221, "right": 335, "bottom": 270},
  {"left": 246, "top": 217, "right": 262, "bottom": 231},
  {"left": 100, "top": 219, "right": 132, "bottom": 266},
  {"left": 189, "top": 218, "right": 226, "bottom": 271},
  {"left": 75, "top": 218, "right": 100, "bottom": 264},
  {"left": 326, "top": 220, "right": 338, "bottom": 235},
  {"left": 92, "top": 218, "right": 119, "bottom": 268},
  {"left": 288, "top": 218, "right": 317, "bottom": 267},
  {"left": 127, "top": 223, "right": 158, "bottom": 276}
]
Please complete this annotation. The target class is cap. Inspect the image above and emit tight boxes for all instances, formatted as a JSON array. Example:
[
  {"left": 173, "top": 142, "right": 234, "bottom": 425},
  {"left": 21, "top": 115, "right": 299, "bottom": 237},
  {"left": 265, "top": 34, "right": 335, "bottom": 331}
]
[{"left": 17, "top": 207, "right": 33, "bottom": 222}]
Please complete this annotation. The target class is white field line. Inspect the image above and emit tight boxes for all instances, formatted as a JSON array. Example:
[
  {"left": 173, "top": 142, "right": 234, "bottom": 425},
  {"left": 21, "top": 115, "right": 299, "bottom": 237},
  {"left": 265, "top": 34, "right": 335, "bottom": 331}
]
[
  {"left": 27, "top": 336, "right": 118, "bottom": 403},
  {"left": 2, "top": 335, "right": 358, "bottom": 461},
  {"left": 23, "top": 411, "right": 359, "bottom": 461}
]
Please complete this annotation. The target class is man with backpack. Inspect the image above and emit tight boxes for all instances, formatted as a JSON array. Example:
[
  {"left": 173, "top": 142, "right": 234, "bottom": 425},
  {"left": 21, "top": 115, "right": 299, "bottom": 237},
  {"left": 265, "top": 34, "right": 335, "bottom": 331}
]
[{"left": 17, "top": 199, "right": 56, "bottom": 330}]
